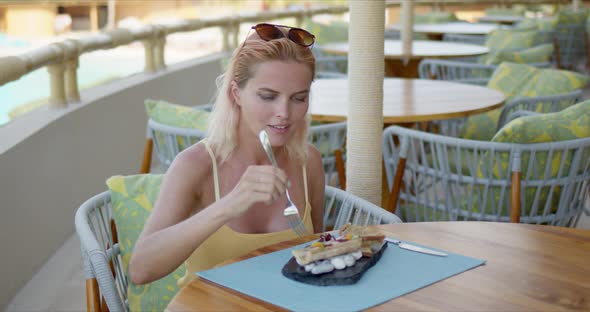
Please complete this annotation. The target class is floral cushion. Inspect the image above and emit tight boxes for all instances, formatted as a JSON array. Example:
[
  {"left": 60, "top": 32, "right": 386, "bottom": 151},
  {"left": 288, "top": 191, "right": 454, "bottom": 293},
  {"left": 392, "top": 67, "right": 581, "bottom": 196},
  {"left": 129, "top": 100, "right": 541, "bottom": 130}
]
[
  {"left": 485, "top": 44, "right": 553, "bottom": 65},
  {"left": 460, "top": 62, "right": 589, "bottom": 141},
  {"left": 107, "top": 174, "right": 184, "bottom": 312}
]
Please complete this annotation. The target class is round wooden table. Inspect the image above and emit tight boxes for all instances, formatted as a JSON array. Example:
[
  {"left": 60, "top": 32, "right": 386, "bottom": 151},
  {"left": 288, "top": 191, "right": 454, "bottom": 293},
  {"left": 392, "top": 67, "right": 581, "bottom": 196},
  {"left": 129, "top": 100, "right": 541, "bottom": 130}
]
[
  {"left": 477, "top": 15, "right": 524, "bottom": 25},
  {"left": 388, "top": 22, "right": 499, "bottom": 40},
  {"left": 321, "top": 40, "right": 489, "bottom": 78},
  {"left": 166, "top": 222, "right": 590, "bottom": 311},
  {"left": 309, "top": 78, "right": 505, "bottom": 124}
]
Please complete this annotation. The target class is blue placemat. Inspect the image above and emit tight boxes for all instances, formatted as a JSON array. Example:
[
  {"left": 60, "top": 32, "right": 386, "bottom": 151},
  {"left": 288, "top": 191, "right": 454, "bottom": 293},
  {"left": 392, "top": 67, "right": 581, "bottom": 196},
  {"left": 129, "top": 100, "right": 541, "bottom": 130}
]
[{"left": 197, "top": 240, "right": 485, "bottom": 311}]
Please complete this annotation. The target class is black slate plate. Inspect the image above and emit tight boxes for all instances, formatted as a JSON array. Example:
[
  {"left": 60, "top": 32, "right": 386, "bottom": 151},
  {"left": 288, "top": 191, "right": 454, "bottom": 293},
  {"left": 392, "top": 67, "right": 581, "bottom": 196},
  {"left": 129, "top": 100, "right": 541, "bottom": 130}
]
[{"left": 281, "top": 243, "right": 387, "bottom": 286}]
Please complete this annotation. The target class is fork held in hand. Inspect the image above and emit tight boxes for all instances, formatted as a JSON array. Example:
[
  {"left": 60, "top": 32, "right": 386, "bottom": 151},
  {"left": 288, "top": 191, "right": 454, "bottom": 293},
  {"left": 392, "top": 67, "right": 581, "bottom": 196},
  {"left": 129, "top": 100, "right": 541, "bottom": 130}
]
[{"left": 258, "top": 130, "right": 309, "bottom": 237}]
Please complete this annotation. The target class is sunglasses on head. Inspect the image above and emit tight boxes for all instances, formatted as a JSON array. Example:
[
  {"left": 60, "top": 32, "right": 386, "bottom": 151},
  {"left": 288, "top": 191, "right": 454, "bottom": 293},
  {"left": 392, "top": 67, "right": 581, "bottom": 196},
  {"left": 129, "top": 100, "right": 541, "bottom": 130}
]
[{"left": 251, "top": 23, "right": 315, "bottom": 47}]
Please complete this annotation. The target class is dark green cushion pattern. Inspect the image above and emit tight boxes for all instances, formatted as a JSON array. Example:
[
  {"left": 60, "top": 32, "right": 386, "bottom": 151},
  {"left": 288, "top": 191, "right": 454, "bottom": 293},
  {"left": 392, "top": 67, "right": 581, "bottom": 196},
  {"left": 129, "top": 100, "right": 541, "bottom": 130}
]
[
  {"left": 107, "top": 174, "right": 184, "bottom": 312},
  {"left": 460, "top": 62, "right": 589, "bottom": 141}
]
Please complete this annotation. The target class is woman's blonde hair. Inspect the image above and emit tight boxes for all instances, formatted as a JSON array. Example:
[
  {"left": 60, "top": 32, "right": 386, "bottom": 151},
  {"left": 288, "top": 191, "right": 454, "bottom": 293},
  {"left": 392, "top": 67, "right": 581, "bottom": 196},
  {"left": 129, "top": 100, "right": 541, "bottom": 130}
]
[{"left": 207, "top": 31, "right": 315, "bottom": 164}]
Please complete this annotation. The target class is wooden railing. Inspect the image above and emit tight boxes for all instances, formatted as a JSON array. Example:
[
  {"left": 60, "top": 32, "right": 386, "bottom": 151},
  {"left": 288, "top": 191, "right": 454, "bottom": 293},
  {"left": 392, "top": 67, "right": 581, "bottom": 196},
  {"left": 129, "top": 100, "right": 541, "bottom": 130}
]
[{"left": 0, "top": 0, "right": 570, "bottom": 110}]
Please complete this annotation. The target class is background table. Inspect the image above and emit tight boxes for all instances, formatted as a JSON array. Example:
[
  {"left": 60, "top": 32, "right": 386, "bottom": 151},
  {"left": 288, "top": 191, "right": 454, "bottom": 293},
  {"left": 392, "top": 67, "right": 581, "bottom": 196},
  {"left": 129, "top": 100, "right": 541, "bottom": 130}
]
[
  {"left": 388, "top": 22, "right": 498, "bottom": 40},
  {"left": 309, "top": 78, "right": 505, "bottom": 124},
  {"left": 167, "top": 222, "right": 590, "bottom": 311},
  {"left": 321, "top": 40, "right": 489, "bottom": 77}
]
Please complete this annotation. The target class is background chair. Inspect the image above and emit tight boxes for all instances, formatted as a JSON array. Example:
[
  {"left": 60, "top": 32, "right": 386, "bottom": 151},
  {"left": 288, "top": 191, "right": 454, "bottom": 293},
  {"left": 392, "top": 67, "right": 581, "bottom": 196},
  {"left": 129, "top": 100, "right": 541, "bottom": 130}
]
[
  {"left": 423, "top": 62, "right": 588, "bottom": 141},
  {"left": 308, "top": 121, "right": 347, "bottom": 190},
  {"left": 496, "top": 89, "right": 583, "bottom": 130},
  {"left": 75, "top": 181, "right": 401, "bottom": 311},
  {"left": 141, "top": 100, "right": 211, "bottom": 173},
  {"left": 383, "top": 101, "right": 590, "bottom": 226},
  {"left": 145, "top": 119, "right": 207, "bottom": 172},
  {"left": 418, "top": 59, "right": 551, "bottom": 86}
]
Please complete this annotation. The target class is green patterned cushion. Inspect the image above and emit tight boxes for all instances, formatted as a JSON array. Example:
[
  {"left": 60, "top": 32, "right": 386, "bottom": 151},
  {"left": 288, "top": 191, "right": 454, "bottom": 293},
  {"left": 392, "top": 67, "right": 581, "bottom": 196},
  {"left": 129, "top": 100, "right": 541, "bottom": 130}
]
[
  {"left": 145, "top": 99, "right": 209, "bottom": 158},
  {"left": 557, "top": 8, "right": 589, "bottom": 24},
  {"left": 144, "top": 99, "right": 209, "bottom": 129},
  {"left": 107, "top": 174, "right": 184, "bottom": 312},
  {"left": 460, "top": 62, "right": 589, "bottom": 141},
  {"left": 414, "top": 11, "right": 458, "bottom": 24},
  {"left": 485, "top": 44, "right": 554, "bottom": 65},
  {"left": 470, "top": 100, "right": 590, "bottom": 219},
  {"left": 484, "top": 7, "right": 525, "bottom": 16},
  {"left": 492, "top": 99, "right": 590, "bottom": 143},
  {"left": 485, "top": 30, "right": 538, "bottom": 52},
  {"left": 514, "top": 18, "right": 539, "bottom": 30},
  {"left": 537, "top": 17, "right": 558, "bottom": 30}
]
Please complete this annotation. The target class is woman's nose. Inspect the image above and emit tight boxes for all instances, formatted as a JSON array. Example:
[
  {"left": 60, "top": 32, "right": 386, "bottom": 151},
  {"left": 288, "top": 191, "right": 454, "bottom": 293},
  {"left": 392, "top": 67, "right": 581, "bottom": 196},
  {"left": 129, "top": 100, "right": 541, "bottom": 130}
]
[{"left": 274, "top": 100, "right": 289, "bottom": 118}]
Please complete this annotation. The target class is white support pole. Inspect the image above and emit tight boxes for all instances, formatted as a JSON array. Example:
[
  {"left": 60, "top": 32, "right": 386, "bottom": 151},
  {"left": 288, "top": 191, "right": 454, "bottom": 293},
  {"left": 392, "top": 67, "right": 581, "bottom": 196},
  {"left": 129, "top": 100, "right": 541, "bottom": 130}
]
[
  {"left": 401, "top": 0, "right": 414, "bottom": 65},
  {"left": 347, "top": 0, "right": 385, "bottom": 205}
]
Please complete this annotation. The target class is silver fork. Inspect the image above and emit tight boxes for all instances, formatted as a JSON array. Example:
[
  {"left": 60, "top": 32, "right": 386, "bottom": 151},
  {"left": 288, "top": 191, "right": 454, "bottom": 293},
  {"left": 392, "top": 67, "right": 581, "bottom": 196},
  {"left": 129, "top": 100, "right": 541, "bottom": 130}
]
[{"left": 258, "top": 130, "right": 309, "bottom": 237}]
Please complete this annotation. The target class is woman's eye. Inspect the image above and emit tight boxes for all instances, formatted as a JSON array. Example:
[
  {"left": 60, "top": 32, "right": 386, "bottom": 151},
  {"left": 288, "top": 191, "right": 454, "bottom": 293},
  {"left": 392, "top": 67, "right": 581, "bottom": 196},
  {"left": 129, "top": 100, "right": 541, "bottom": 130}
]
[
  {"left": 259, "top": 94, "right": 276, "bottom": 101},
  {"left": 293, "top": 96, "right": 307, "bottom": 102}
]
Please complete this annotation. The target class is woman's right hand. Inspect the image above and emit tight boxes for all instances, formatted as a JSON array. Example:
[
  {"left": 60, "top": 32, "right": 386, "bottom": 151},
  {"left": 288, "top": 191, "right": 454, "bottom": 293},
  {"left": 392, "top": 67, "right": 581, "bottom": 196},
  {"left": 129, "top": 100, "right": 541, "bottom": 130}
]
[{"left": 223, "top": 165, "right": 288, "bottom": 219}]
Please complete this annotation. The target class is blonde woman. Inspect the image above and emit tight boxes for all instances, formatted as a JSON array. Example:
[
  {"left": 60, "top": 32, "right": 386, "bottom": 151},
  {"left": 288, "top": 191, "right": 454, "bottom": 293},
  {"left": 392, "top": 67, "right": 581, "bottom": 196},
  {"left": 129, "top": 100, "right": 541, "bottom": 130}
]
[{"left": 129, "top": 23, "right": 325, "bottom": 287}]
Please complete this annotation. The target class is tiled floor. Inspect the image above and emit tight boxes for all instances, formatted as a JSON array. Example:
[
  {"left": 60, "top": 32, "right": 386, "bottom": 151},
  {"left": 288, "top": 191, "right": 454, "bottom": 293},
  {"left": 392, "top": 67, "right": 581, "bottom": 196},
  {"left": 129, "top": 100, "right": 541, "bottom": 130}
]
[{"left": 5, "top": 80, "right": 590, "bottom": 312}]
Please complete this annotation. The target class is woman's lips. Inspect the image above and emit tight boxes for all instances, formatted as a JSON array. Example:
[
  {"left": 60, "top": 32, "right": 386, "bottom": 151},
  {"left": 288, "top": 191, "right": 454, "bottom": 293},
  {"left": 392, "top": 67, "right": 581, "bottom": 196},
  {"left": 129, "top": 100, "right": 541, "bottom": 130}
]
[{"left": 268, "top": 124, "right": 289, "bottom": 134}]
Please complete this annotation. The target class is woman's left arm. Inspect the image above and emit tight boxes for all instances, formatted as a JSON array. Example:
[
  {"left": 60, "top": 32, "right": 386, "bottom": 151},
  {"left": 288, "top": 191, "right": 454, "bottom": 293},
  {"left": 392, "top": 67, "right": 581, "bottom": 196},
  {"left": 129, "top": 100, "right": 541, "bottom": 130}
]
[{"left": 306, "top": 143, "right": 325, "bottom": 233}]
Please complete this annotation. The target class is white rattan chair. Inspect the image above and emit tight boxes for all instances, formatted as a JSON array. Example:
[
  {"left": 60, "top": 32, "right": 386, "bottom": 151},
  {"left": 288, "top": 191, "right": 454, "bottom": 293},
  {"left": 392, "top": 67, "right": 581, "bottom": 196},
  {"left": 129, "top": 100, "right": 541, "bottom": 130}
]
[
  {"left": 141, "top": 104, "right": 211, "bottom": 173},
  {"left": 382, "top": 125, "right": 590, "bottom": 226},
  {"left": 433, "top": 89, "right": 583, "bottom": 138},
  {"left": 418, "top": 59, "right": 551, "bottom": 86},
  {"left": 75, "top": 184, "right": 401, "bottom": 311},
  {"left": 308, "top": 121, "right": 347, "bottom": 190}
]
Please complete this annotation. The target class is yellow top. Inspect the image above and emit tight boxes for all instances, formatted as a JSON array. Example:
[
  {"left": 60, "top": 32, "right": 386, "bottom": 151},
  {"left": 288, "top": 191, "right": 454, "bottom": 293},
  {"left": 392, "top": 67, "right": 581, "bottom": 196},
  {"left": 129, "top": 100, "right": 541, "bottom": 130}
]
[{"left": 177, "top": 140, "right": 314, "bottom": 288}]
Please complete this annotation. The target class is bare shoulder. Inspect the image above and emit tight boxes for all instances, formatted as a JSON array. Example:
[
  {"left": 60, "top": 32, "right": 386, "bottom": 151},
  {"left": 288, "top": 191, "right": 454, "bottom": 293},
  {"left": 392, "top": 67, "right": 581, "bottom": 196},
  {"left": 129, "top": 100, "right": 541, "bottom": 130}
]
[
  {"left": 305, "top": 143, "right": 323, "bottom": 170},
  {"left": 163, "top": 142, "right": 213, "bottom": 197}
]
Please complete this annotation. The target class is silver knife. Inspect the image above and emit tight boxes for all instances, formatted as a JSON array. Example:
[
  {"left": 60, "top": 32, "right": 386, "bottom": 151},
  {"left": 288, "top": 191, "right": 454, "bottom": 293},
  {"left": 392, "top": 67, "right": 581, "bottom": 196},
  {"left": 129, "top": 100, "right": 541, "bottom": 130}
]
[{"left": 384, "top": 237, "right": 448, "bottom": 257}]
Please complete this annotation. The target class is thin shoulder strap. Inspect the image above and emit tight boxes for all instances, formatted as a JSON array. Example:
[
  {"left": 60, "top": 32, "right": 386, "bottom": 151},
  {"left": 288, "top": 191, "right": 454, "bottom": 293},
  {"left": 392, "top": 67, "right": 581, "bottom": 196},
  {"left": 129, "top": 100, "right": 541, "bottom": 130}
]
[
  {"left": 302, "top": 164, "right": 309, "bottom": 204},
  {"left": 201, "top": 140, "right": 220, "bottom": 201}
]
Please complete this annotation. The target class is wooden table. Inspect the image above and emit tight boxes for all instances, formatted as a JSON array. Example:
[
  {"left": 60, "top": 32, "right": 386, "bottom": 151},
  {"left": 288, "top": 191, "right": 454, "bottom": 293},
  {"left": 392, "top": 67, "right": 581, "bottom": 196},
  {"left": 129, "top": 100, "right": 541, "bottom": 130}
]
[
  {"left": 477, "top": 15, "right": 524, "bottom": 25},
  {"left": 167, "top": 222, "right": 590, "bottom": 311},
  {"left": 389, "top": 22, "right": 498, "bottom": 40},
  {"left": 321, "top": 40, "right": 489, "bottom": 78},
  {"left": 309, "top": 78, "right": 505, "bottom": 124}
]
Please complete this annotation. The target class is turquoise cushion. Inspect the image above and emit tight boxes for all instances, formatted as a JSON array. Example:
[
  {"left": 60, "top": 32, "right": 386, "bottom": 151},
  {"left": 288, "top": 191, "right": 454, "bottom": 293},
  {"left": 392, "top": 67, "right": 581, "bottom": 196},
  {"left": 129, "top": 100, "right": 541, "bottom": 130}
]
[{"left": 107, "top": 174, "right": 184, "bottom": 312}]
